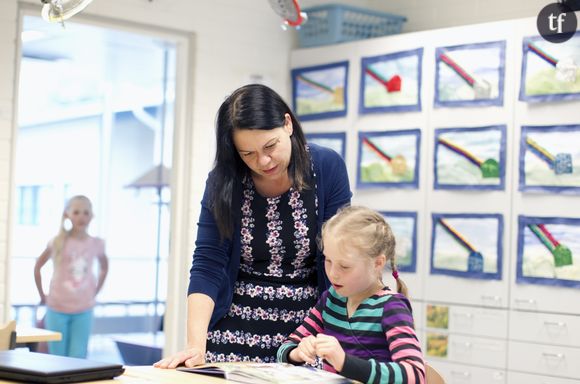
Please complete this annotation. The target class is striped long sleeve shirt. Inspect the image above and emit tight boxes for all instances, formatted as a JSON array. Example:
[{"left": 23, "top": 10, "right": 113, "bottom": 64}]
[{"left": 277, "top": 286, "right": 425, "bottom": 384}]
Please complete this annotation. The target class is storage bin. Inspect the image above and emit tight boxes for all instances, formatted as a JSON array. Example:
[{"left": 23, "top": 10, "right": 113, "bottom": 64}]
[{"left": 298, "top": 4, "right": 406, "bottom": 48}]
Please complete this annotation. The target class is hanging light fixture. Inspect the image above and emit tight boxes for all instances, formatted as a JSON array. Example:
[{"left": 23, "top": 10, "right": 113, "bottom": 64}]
[
  {"left": 40, "top": 0, "right": 94, "bottom": 24},
  {"left": 268, "top": 0, "right": 307, "bottom": 29}
]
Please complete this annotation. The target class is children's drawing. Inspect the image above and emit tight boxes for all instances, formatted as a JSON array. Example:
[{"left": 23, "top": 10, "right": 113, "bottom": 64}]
[
  {"left": 426, "top": 305, "right": 449, "bottom": 330},
  {"left": 517, "top": 216, "right": 580, "bottom": 288},
  {"left": 434, "top": 125, "right": 506, "bottom": 190},
  {"left": 519, "top": 124, "right": 580, "bottom": 193},
  {"left": 291, "top": 61, "right": 348, "bottom": 121},
  {"left": 359, "top": 48, "right": 423, "bottom": 113},
  {"left": 519, "top": 34, "right": 580, "bottom": 102},
  {"left": 426, "top": 333, "right": 448, "bottom": 358},
  {"left": 381, "top": 211, "right": 417, "bottom": 273},
  {"left": 431, "top": 213, "right": 503, "bottom": 280},
  {"left": 357, "top": 129, "right": 421, "bottom": 189},
  {"left": 435, "top": 41, "right": 506, "bottom": 107},
  {"left": 305, "top": 132, "right": 346, "bottom": 159}
]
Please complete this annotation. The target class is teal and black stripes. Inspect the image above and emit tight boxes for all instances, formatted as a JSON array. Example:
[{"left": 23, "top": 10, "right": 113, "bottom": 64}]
[{"left": 278, "top": 286, "right": 425, "bottom": 384}]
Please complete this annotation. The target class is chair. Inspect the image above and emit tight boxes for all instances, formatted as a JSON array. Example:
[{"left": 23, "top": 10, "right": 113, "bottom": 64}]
[
  {"left": 426, "top": 362, "right": 446, "bottom": 384},
  {"left": 0, "top": 320, "right": 17, "bottom": 350}
]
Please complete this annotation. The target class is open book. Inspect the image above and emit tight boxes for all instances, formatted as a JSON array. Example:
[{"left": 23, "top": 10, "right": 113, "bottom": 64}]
[{"left": 177, "top": 362, "right": 354, "bottom": 384}]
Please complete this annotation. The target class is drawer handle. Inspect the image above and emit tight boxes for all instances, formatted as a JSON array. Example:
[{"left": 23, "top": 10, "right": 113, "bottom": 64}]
[
  {"left": 481, "top": 295, "right": 501, "bottom": 304},
  {"left": 543, "top": 321, "right": 566, "bottom": 328},
  {"left": 542, "top": 352, "right": 565, "bottom": 360},
  {"left": 514, "top": 298, "right": 536, "bottom": 305},
  {"left": 451, "top": 370, "right": 471, "bottom": 377},
  {"left": 453, "top": 312, "right": 474, "bottom": 319},
  {"left": 453, "top": 341, "right": 473, "bottom": 349}
]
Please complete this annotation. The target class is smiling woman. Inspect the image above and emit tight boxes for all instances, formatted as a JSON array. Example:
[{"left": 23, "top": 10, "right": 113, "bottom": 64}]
[{"left": 155, "top": 83, "right": 352, "bottom": 367}]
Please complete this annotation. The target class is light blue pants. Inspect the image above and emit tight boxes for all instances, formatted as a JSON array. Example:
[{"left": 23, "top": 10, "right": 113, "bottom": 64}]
[{"left": 45, "top": 308, "right": 93, "bottom": 358}]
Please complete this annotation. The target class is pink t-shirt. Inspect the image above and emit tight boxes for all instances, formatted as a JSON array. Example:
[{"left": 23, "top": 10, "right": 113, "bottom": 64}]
[{"left": 46, "top": 235, "right": 106, "bottom": 313}]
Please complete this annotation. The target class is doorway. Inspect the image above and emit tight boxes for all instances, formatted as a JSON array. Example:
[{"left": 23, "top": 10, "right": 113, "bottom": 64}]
[{"left": 11, "top": 14, "right": 181, "bottom": 363}]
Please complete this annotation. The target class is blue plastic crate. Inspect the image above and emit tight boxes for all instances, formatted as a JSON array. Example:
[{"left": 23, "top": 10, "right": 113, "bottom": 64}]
[{"left": 298, "top": 4, "right": 406, "bottom": 48}]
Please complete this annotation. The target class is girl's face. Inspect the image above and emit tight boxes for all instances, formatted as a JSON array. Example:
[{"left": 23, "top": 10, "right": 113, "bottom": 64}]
[
  {"left": 232, "top": 113, "right": 293, "bottom": 182},
  {"left": 322, "top": 233, "right": 385, "bottom": 301},
  {"left": 66, "top": 199, "right": 93, "bottom": 232}
]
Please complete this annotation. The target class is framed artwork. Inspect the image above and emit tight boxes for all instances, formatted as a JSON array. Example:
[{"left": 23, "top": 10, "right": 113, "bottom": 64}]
[
  {"left": 519, "top": 124, "right": 580, "bottom": 194},
  {"left": 434, "top": 41, "right": 506, "bottom": 107},
  {"left": 304, "top": 132, "right": 346, "bottom": 159},
  {"left": 291, "top": 61, "right": 348, "bottom": 121},
  {"left": 434, "top": 125, "right": 506, "bottom": 190},
  {"left": 431, "top": 213, "right": 503, "bottom": 280},
  {"left": 359, "top": 48, "right": 423, "bottom": 114},
  {"left": 426, "top": 332, "right": 448, "bottom": 358},
  {"left": 519, "top": 34, "right": 580, "bottom": 102},
  {"left": 357, "top": 129, "right": 421, "bottom": 189},
  {"left": 517, "top": 216, "right": 580, "bottom": 289},
  {"left": 426, "top": 305, "right": 449, "bottom": 330},
  {"left": 381, "top": 211, "right": 417, "bottom": 273}
]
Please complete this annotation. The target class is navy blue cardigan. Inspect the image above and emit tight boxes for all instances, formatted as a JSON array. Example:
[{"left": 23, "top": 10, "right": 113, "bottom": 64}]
[{"left": 188, "top": 144, "right": 352, "bottom": 330}]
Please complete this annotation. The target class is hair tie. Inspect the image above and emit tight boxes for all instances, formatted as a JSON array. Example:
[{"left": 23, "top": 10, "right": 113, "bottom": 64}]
[{"left": 392, "top": 270, "right": 399, "bottom": 280}]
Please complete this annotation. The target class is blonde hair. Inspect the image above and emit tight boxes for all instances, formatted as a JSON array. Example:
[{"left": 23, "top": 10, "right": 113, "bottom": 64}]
[
  {"left": 52, "top": 195, "right": 93, "bottom": 265},
  {"left": 321, "top": 205, "right": 408, "bottom": 297}
]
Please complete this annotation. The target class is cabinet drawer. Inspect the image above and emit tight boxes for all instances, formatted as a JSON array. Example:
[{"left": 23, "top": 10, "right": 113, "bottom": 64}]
[
  {"left": 508, "top": 371, "right": 580, "bottom": 384},
  {"left": 509, "top": 311, "right": 580, "bottom": 347},
  {"left": 429, "top": 360, "right": 506, "bottom": 384},
  {"left": 426, "top": 333, "right": 507, "bottom": 368},
  {"left": 425, "top": 303, "right": 508, "bottom": 338},
  {"left": 508, "top": 341, "right": 580, "bottom": 379}
]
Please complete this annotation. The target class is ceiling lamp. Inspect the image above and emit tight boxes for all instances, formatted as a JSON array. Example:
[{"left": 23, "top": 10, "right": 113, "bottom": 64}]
[{"left": 40, "top": 0, "right": 94, "bottom": 25}]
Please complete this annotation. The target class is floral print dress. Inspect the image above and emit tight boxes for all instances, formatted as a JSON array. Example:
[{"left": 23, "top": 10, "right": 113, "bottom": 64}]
[{"left": 205, "top": 176, "right": 318, "bottom": 363}]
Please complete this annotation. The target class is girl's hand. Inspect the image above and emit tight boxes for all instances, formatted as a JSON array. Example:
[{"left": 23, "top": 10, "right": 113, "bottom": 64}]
[
  {"left": 153, "top": 347, "right": 205, "bottom": 369},
  {"left": 315, "top": 334, "right": 345, "bottom": 372},
  {"left": 289, "top": 335, "right": 317, "bottom": 365}
]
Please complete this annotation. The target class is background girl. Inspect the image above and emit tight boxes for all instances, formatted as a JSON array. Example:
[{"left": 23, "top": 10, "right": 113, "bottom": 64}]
[
  {"left": 34, "top": 195, "right": 109, "bottom": 358},
  {"left": 277, "top": 205, "right": 425, "bottom": 384}
]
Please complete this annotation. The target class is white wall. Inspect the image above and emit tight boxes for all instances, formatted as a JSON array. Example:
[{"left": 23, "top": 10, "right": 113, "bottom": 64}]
[
  {"left": 300, "top": 0, "right": 551, "bottom": 33},
  {"left": 0, "top": 0, "right": 557, "bottom": 353}
]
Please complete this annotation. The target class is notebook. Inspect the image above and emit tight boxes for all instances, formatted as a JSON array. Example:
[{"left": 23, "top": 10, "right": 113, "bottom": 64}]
[{"left": 0, "top": 350, "right": 124, "bottom": 383}]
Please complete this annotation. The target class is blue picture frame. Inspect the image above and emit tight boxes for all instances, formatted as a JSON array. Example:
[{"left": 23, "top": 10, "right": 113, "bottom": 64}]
[
  {"left": 434, "top": 41, "right": 506, "bottom": 108},
  {"left": 305, "top": 132, "right": 346, "bottom": 159},
  {"left": 519, "top": 124, "right": 580, "bottom": 194},
  {"left": 517, "top": 216, "right": 580, "bottom": 289},
  {"left": 359, "top": 48, "right": 423, "bottom": 114},
  {"left": 519, "top": 33, "right": 580, "bottom": 103},
  {"left": 380, "top": 211, "right": 418, "bottom": 273},
  {"left": 356, "top": 129, "right": 421, "bottom": 189},
  {"left": 431, "top": 213, "right": 503, "bottom": 280},
  {"left": 434, "top": 125, "right": 506, "bottom": 191},
  {"left": 291, "top": 61, "right": 349, "bottom": 121}
]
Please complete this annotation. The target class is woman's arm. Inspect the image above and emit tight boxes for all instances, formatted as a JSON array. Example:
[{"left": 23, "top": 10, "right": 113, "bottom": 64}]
[
  {"left": 154, "top": 293, "right": 214, "bottom": 368},
  {"left": 34, "top": 246, "right": 52, "bottom": 304}
]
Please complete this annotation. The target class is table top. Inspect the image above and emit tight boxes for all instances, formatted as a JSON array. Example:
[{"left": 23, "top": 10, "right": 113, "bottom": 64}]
[{"left": 15, "top": 326, "right": 62, "bottom": 343}]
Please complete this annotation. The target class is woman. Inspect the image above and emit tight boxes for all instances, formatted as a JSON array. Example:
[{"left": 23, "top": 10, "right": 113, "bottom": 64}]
[{"left": 155, "top": 84, "right": 351, "bottom": 367}]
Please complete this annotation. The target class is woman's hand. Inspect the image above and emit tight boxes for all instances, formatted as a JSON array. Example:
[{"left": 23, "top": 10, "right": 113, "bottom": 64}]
[
  {"left": 289, "top": 335, "right": 317, "bottom": 365},
  {"left": 315, "top": 334, "right": 345, "bottom": 372},
  {"left": 153, "top": 346, "right": 205, "bottom": 369}
]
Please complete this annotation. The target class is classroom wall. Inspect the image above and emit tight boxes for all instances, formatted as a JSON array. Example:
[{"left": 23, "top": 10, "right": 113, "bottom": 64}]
[
  {"left": 0, "top": 0, "right": 558, "bottom": 354},
  {"left": 300, "top": 0, "right": 550, "bottom": 33}
]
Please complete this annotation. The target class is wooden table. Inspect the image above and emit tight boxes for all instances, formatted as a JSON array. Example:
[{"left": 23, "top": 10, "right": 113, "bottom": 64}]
[{"left": 14, "top": 326, "right": 62, "bottom": 351}]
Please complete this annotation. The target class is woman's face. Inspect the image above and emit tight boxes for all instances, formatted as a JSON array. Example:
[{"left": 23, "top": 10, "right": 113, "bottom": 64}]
[{"left": 232, "top": 113, "right": 293, "bottom": 181}]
